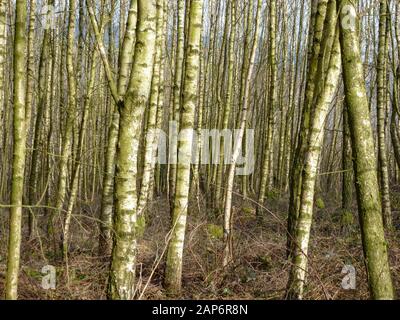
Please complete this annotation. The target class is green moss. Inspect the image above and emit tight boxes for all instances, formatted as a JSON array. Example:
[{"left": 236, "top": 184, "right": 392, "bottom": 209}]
[
  {"left": 222, "top": 287, "right": 232, "bottom": 296},
  {"left": 258, "top": 254, "right": 272, "bottom": 271},
  {"left": 266, "top": 188, "right": 279, "bottom": 200},
  {"left": 25, "top": 267, "right": 42, "bottom": 279},
  {"left": 242, "top": 206, "right": 255, "bottom": 221},
  {"left": 239, "top": 267, "right": 257, "bottom": 283},
  {"left": 242, "top": 206, "right": 254, "bottom": 215},
  {"left": 136, "top": 215, "right": 146, "bottom": 237},
  {"left": 75, "top": 270, "right": 87, "bottom": 281},
  {"left": 391, "top": 193, "right": 400, "bottom": 210},
  {"left": 206, "top": 224, "right": 223, "bottom": 240},
  {"left": 341, "top": 210, "right": 354, "bottom": 226},
  {"left": 315, "top": 197, "right": 325, "bottom": 209}
]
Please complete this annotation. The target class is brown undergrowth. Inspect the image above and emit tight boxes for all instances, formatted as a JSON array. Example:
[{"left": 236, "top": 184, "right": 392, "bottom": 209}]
[{"left": 0, "top": 188, "right": 399, "bottom": 300}]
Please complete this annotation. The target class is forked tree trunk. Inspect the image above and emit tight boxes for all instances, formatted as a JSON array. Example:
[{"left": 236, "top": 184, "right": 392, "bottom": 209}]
[
  {"left": 107, "top": 0, "right": 157, "bottom": 300},
  {"left": 287, "top": 0, "right": 340, "bottom": 298}
]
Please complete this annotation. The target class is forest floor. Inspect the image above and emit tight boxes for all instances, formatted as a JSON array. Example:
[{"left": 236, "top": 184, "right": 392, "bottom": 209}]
[{"left": 1, "top": 187, "right": 400, "bottom": 300}]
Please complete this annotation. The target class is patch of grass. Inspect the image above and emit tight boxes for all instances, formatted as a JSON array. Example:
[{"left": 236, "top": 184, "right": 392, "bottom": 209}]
[
  {"left": 136, "top": 215, "right": 146, "bottom": 237},
  {"left": 206, "top": 224, "right": 224, "bottom": 240},
  {"left": 341, "top": 210, "right": 354, "bottom": 227},
  {"left": 315, "top": 197, "right": 325, "bottom": 209},
  {"left": 266, "top": 189, "right": 279, "bottom": 201},
  {"left": 24, "top": 267, "right": 42, "bottom": 280}
]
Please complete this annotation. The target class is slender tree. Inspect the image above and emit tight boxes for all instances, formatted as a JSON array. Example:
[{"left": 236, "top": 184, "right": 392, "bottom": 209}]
[
  {"left": 164, "top": 0, "right": 203, "bottom": 295},
  {"left": 107, "top": 0, "right": 157, "bottom": 300},
  {"left": 94, "top": 0, "right": 138, "bottom": 257},
  {"left": 168, "top": 0, "right": 186, "bottom": 211},
  {"left": 48, "top": 0, "right": 77, "bottom": 242},
  {"left": 287, "top": 0, "right": 329, "bottom": 257},
  {"left": 257, "top": 0, "right": 277, "bottom": 217},
  {"left": 223, "top": 0, "right": 262, "bottom": 267},
  {"left": 376, "top": 0, "right": 392, "bottom": 229},
  {"left": 287, "top": 0, "right": 341, "bottom": 299},
  {"left": 338, "top": 0, "right": 394, "bottom": 299},
  {"left": 5, "top": 0, "right": 28, "bottom": 300}
]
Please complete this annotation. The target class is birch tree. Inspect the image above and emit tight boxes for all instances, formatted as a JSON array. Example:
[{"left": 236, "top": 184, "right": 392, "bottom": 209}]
[
  {"left": 107, "top": 0, "right": 157, "bottom": 300},
  {"left": 5, "top": 0, "right": 27, "bottom": 300},
  {"left": 338, "top": 0, "right": 394, "bottom": 299},
  {"left": 287, "top": 0, "right": 341, "bottom": 299},
  {"left": 164, "top": 0, "right": 203, "bottom": 295},
  {"left": 223, "top": 0, "right": 262, "bottom": 267},
  {"left": 376, "top": 0, "right": 392, "bottom": 229}
]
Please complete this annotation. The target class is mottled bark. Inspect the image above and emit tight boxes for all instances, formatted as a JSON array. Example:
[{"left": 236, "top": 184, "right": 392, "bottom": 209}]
[
  {"left": 6, "top": 0, "right": 27, "bottom": 300},
  {"left": 164, "top": 0, "right": 203, "bottom": 295},
  {"left": 108, "top": 0, "right": 157, "bottom": 300},
  {"left": 49, "top": 0, "right": 77, "bottom": 240},
  {"left": 257, "top": 0, "right": 277, "bottom": 217},
  {"left": 287, "top": 1, "right": 340, "bottom": 298},
  {"left": 338, "top": 0, "right": 394, "bottom": 300},
  {"left": 341, "top": 103, "right": 353, "bottom": 232},
  {"left": 223, "top": 0, "right": 262, "bottom": 268},
  {"left": 89, "top": 0, "right": 138, "bottom": 257},
  {"left": 376, "top": 0, "right": 392, "bottom": 229},
  {"left": 215, "top": 0, "right": 236, "bottom": 208},
  {"left": 287, "top": 0, "right": 329, "bottom": 257},
  {"left": 137, "top": 0, "right": 165, "bottom": 219},
  {"left": 168, "top": 0, "right": 186, "bottom": 211}
]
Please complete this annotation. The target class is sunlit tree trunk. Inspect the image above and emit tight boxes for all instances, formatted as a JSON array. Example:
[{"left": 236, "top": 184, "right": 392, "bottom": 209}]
[
  {"left": 287, "top": 0, "right": 328, "bottom": 257},
  {"left": 24, "top": 2, "right": 36, "bottom": 211},
  {"left": 107, "top": 0, "right": 157, "bottom": 300},
  {"left": 48, "top": 0, "right": 77, "bottom": 242},
  {"left": 338, "top": 0, "right": 394, "bottom": 299},
  {"left": 137, "top": 0, "right": 165, "bottom": 219},
  {"left": 5, "top": 0, "right": 27, "bottom": 300},
  {"left": 164, "top": 0, "right": 203, "bottom": 296},
  {"left": 257, "top": 0, "right": 277, "bottom": 217},
  {"left": 287, "top": 0, "right": 340, "bottom": 298},
  {"left": 168, "top": 0, "right": 186, "bottom": 211},
  {"left": 95, "top": 0, "right": 138, "bottom": 257},
  {"left": 223, "top": 0, "right": 262, "bottom": 267},
  {"left": 392, "top": 3, "right": 400, "bottom": 170},
  {"left": 215, "top": 0, "right": 236, "bottom": 209},
  {"left": 0, "top": 0, "right": 7, "bottom": 190}
]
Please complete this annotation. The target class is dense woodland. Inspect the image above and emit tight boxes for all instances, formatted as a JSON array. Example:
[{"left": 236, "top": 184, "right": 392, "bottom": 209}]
[{"left": 0, "top": 0, "right": 400, "bottom": 300}]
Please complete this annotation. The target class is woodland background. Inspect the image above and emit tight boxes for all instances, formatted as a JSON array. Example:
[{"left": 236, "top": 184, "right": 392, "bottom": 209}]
[{"left": 0, "top": 0, "right": 399, "bottom": 300}]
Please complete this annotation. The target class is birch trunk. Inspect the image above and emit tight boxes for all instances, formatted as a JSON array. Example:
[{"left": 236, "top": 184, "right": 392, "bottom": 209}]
[
  {"left": 6, "top": 0, "right": 27, "bottom": 300},
  {"left": 223, "top": 0, "right": 262, "bottom": 267},
  {"left": 376, "top": 0, "right": 392, "bottom": 229},
  {"left": 338, "top": 0, "right": 394, "bottom": 299},
  {"left": 287, "top": 0, "right": 340, "bottom": 297},
  {"left": 164, "top": 0, "right": 203, "bottom": 295},
  {"left": 108, "top": 0, "right": 157, "bottom": 300}
]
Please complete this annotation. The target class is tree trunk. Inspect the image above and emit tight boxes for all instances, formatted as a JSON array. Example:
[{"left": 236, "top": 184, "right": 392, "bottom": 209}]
[
  {"left": 107, "top": 0, "right": 157, "bottom": 300},
  {"left": 286, "top": 0, "right": 340, "bottom": 298},
  {"left": 5, "top": 0, "right": 27, "bottom": 300},
  {"left": 338, "top": 0, "right": 394, "bottom": 300},
  {"left": 376, "top": 0, "right": 392, "bottom": 229},
  {"left": 164, "top": 0, "right": 203, "bottom": 296}
]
